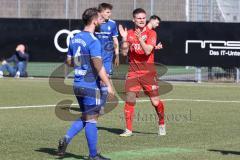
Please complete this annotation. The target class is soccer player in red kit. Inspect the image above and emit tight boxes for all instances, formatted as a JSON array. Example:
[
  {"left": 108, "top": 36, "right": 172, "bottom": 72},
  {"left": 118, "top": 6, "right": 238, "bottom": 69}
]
[
  {"left": 119, "top": 8, "right": 166, "bottom": 136},
  {"left": 147, "top": 15, "right": 163, "bottom": 50}
]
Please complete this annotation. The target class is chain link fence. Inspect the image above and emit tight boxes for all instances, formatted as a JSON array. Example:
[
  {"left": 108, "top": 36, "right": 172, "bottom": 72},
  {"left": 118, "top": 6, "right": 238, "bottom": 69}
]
[{"left": 1, "top": 0, "right": 239, "bottom": 22}]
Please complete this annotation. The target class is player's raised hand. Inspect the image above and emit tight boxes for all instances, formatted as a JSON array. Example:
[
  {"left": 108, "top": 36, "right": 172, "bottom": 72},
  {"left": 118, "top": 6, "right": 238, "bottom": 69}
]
[
  {"left": 119, "top": 24, "right": 128, "bottom": 40},
  {"left": 135, "top": 28, "right": 142, "bottom": 40}
]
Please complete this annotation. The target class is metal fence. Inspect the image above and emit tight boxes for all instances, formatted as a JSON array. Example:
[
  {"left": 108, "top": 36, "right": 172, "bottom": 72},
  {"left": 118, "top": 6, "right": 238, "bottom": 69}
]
[{"left": 1, "top": 0, "right": 240, "bottom": 22}]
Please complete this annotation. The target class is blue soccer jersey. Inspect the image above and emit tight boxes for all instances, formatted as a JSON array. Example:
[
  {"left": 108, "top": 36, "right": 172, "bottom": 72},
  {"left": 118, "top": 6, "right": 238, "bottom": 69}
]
[
  {"left": 95, "top": 19, "right": 118, "bottom": 74},
  {"left": 67, "top": 31, "right": 104, "bottom": 114},
  {"left": 67, "top": 31, "right": 102, "bottom": 86}
]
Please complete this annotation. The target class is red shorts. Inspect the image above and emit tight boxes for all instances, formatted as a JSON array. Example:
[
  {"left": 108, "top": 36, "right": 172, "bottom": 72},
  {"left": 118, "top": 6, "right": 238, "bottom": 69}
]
[{"left": 125, "top": 71, "right": 159, "bottom": 97}]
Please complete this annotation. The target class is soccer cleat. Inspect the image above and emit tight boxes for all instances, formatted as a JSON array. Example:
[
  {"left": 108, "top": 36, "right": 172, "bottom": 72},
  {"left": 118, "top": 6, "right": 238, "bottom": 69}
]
[
  {"left": 88, "top": 153, "right": 111, "bottom": 160},
  {"left": 119, "top": 129, "right": 133, "bottom": 137},
  {"left": 57, "top": 137, "right": 68, "bottom": 157},
  {"left": 158, "top": 124, "right": 166, "bottom": 136}
]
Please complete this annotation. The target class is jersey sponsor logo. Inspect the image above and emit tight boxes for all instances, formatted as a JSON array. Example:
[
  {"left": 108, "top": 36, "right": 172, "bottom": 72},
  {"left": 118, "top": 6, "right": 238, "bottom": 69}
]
[
  {"left": 102, "top": 35, "right": 110, "bottom": 39},
  {"left": 104, "top": 41, "right": 114, "bottom": 52},
  {"left": 95, "top": 32, "right": 111, "bottom": 35},
  {"left": 54, "top": 29, "right": 81, "bottom": 53},
  {"left": 131, "top": 43, "right": 143, "bottom": 51},
  {"left": 108, "top": 26, "right": 111, "bottom": 31}
]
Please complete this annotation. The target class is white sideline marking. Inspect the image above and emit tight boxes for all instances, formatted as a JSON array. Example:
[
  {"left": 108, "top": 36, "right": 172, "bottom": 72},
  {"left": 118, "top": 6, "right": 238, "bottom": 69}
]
[{"left": 0, "top": 98, "right": 240, "bottom": 110}]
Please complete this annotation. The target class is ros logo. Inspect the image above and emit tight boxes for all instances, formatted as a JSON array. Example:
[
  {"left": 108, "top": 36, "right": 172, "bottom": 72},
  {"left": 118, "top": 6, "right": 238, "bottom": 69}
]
[{"left": 54, "top": 29, "right": 81, "bottom": 53}]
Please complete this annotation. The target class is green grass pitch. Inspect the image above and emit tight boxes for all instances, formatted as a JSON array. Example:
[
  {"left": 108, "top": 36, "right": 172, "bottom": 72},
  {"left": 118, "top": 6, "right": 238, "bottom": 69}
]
[{"left": 0, "top": 78, "right": 240, "bottom": 160}]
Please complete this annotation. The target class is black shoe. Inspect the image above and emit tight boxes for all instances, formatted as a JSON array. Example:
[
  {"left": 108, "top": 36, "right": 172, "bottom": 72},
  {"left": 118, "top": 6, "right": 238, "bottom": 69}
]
[
  {"left": 57, "top": 137, "right": 68, "bottom": 157},
  {"left": 88, "top": 153, "right": 111, "bottom": 160}
]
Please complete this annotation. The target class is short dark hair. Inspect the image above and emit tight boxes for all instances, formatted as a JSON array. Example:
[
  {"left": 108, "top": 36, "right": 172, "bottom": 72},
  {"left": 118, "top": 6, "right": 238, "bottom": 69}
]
[
  {"left": 98, "top": 3, "right": 113, "bottom": 12},
  {"left": 149, "top": 15, "right": 161, "bottom": 22},
  {"left": 82, "top": 7, "right": 99, "bottom": 25},
  {"left": 132, "top": 8, "right": 146, "bottom": 18}
]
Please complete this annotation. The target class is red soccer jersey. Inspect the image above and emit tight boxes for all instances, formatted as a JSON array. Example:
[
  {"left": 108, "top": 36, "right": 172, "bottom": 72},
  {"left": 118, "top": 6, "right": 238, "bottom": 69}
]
[{"left": 127, "top": 27, "right": 157, "bottom": 72}]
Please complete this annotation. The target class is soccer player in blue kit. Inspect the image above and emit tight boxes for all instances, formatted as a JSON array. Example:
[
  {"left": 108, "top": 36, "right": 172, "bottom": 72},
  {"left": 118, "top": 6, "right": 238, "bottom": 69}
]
[
  {"left": 96, "top": 3, "right": 119, "bottom": 71},
  {"left": 57, "top": 7, "right": 114, "bottom": 160},
  {"left": 95, "top": 3, "right": 119, "bottom": 114}
]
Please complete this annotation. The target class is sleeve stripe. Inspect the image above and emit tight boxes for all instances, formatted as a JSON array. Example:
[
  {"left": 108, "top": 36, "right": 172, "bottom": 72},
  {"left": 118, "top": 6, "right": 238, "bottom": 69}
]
[
  {"left": 91, "top": 56, "right": 102, "bottom": 59},
  {"left": 90, "top": 33, "right": 97, "bottom": 40}
]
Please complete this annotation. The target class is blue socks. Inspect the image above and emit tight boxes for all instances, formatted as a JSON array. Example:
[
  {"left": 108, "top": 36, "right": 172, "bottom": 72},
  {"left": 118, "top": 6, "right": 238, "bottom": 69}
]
[
  {"left": 85, "top": 122, "right": 98, "bottom": 158},
  {"left": 64, "top": 118, "right": 98, "bottom": 158},
  {"left": 65, "top": 118, "right": 85, "bottom": 144}
]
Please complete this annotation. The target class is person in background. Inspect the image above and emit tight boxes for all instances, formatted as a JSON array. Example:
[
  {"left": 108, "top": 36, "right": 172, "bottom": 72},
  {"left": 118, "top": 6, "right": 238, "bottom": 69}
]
[
  {"left": 96, "top": 3, "right": 119, "bottom": 115},
  {"left": 147, "top": 15, "right": 163, "bottom": 50},
  {"left": 0, "top": 44, "right": 29, "bottom": 78}
]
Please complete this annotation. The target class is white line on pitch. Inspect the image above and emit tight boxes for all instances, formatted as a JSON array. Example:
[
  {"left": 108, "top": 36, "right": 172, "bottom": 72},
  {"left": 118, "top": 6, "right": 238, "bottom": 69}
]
[{"left": 0, "top": 98, "right": 240, "bottom": 110}]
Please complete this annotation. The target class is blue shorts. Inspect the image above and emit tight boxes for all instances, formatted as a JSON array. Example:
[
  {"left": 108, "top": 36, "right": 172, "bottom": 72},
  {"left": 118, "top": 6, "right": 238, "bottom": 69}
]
[{"left": 74, "top": 85, "right": 104, "bottom": 115}]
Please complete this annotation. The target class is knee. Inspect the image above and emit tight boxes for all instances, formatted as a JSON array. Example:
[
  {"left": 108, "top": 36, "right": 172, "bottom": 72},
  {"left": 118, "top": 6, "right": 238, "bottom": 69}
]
[
  {"left": 126, "top": 92, "right": 136, "bottom": 104},
  {"left": 151, "top": 97, "right": 160, "bottom": 106},
  {"left": 82, "top": 114, "right": 99, "bottom": 122}
]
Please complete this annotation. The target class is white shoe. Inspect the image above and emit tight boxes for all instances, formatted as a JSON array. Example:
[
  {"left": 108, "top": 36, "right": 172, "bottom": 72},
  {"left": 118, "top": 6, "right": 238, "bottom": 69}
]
[
  {"left": 119, "top": 129, "right": 133, "bottom": 137},
  {"left": 2, "top": 60, "right": 7, "bottom": 65},
  {"left": 0, "top": 71, "right": 3, "bottom": 78},
  {"left": 158, "top": 124, "right": 166, "bottom": 136},
  {"left": 15, "top": 71, "right": 20, "bottom": 78}
]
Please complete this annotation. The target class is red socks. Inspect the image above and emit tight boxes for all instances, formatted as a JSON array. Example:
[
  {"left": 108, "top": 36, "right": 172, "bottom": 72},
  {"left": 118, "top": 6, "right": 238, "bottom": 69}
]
[
  {"left": 124, "top": 100, "right": 164, "bottom": 131},
  {"left": 155, "top": 100, "right": 165, "bottom": 125},
  {"left": 124, "top": 102, "right": 135, "bottom": 131}
]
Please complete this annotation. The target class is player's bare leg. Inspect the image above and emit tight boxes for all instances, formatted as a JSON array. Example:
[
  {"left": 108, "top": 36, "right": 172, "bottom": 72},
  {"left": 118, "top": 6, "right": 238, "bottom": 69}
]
[{"left": 150, "top": 96, "right": 166, "bottom": 136}]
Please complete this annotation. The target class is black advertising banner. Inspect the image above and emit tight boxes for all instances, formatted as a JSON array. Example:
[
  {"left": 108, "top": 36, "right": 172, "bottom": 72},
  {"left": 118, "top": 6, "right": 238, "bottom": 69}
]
[
  {"left": 0, "top": 18, "right": 240, "bottom": 67},
  {"left": 0, "top": 18, "right": 83, "bottom": 62},
  {"left": 155, "top": 22, "right": 240, "bottom": 67}
]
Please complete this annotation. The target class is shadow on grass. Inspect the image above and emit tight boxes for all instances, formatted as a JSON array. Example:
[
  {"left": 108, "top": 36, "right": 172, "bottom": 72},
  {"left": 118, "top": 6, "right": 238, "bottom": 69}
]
[
  {"left": 35, "top": 148, "right": 88, "bottom": 159},
  {"left": 208, "top": 149, "right": 240, "bottom": 155},
  {"left": 98, "top": 126, "right": 156, "bottom": 135}
]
